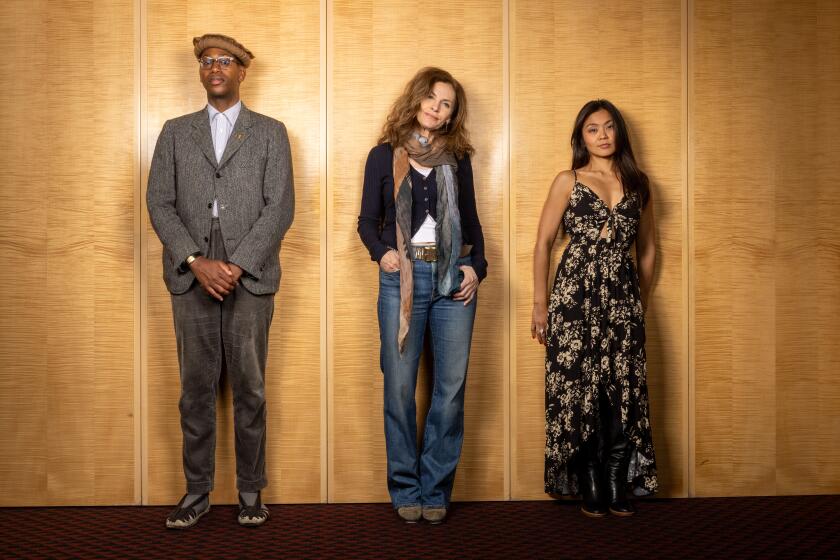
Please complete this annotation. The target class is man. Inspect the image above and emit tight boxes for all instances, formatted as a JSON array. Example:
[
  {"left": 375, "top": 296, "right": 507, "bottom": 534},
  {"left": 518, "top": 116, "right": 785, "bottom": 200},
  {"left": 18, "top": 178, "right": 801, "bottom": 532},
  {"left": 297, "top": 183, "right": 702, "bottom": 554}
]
[{"left": 147, "top": 34, "right": 294, "bottom": 529}]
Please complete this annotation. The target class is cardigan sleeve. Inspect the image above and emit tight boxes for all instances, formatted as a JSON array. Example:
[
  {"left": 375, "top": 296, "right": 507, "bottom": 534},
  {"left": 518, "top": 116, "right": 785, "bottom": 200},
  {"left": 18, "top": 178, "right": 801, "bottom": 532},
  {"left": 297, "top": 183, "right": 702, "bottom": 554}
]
[
  {"left": 357, "top": 145, "right": 392, "bottom": 263},
  {"left": 457, "top": 154, "right": 488, "bottom": 281}
]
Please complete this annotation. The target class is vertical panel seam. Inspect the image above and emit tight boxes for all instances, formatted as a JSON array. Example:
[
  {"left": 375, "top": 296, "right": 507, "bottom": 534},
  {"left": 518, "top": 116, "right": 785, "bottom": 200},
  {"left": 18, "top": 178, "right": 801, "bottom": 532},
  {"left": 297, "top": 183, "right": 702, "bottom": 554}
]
[
  {"left": 137, "top": 0, "right": 149, "bottom": 505},
  {"left": 320, "top": 0, "right": 329, "bottom": 504},
  {"left": 325, "top": 0, "right": 334, "bottom": 504},
  {"left": 684, "top": 0, "right": 696, "bottom": 498},
  {"left": 132, "top": 0, "right": 142, "bottom": 506},
  {"left": 503, "top": 0, "right": 512, "bottom": 502}
]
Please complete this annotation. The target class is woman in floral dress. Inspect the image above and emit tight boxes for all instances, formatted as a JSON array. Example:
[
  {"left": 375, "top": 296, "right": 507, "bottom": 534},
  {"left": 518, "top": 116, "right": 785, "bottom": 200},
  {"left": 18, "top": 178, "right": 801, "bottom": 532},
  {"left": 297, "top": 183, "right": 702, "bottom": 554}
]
[{"left": 531, "top": 99, "right": 658, "bottom": 517}]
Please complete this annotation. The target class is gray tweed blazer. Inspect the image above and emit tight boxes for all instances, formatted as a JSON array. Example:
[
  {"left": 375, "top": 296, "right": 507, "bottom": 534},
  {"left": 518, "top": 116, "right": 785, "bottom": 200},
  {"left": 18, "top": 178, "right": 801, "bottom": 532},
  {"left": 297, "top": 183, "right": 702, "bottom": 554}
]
[{"left": 147, "top": 103, "right": 294, "bottom": 295}]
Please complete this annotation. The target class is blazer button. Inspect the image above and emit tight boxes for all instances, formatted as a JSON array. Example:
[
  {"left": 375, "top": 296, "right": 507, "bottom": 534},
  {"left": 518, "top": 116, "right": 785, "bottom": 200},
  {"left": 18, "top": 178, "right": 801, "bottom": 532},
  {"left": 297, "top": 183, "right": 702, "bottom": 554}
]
[
  {"left": 204, "top": 236, "right": 209, "bottom": 242},
  {"left": 215, "top": 172, "right": 221, "bottom": 178},
  {"left": 207, "top": 203, "right": 212, "bottom": 209}
]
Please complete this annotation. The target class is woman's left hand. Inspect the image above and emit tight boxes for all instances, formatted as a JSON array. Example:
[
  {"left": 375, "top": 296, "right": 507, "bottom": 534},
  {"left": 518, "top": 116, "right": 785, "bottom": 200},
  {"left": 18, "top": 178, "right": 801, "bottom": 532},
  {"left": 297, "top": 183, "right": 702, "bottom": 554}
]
[{"left": 453, "top": 265, "right": 479, "bottom": 306}]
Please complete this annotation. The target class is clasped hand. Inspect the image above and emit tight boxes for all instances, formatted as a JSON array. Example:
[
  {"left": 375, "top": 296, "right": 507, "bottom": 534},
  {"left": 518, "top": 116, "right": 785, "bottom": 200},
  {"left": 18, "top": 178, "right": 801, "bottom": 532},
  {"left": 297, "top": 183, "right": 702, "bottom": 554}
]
[{"left": 189, "top": 257, "right": 243, "bottom": 301}]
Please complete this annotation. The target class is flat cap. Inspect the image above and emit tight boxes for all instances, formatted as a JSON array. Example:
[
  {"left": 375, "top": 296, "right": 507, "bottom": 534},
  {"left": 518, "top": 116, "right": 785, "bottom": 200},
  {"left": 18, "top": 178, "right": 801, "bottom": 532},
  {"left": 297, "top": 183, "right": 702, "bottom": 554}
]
[{"left": 193, "top": 34, "right": 254, "bottom": 67}]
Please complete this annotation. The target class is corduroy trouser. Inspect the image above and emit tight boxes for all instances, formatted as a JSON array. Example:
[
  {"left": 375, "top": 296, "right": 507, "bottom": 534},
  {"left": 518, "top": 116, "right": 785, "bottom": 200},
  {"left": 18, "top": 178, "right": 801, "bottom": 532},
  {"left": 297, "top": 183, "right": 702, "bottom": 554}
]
[{"left": 170, "top": 218, "right": 274, "bottom": 494}]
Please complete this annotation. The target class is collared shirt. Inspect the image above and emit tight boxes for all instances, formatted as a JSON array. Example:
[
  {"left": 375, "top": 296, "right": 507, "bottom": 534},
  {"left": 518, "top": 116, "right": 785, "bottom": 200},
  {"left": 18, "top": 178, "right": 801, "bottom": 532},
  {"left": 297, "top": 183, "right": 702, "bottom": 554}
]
[{"left": 206, "top": 101, "right": 242, "bottom": 217}]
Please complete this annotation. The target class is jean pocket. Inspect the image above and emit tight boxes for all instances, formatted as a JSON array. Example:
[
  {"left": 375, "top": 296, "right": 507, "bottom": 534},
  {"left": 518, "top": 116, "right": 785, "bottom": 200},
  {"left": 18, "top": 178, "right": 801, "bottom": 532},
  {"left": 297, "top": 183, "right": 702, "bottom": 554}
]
[{"left": 379, "top": 269, "right": 400, "bottom": 281}]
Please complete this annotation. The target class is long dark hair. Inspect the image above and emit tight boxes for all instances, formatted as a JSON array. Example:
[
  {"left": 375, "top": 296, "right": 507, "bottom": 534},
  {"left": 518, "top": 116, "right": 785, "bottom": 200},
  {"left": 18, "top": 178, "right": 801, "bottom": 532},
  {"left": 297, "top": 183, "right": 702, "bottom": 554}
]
[
  {"left": 379, "top": 67, "right": 474, "bottom": 158},
  {"left": 571, "top": 99, "right": 649, "bottom": 207}
]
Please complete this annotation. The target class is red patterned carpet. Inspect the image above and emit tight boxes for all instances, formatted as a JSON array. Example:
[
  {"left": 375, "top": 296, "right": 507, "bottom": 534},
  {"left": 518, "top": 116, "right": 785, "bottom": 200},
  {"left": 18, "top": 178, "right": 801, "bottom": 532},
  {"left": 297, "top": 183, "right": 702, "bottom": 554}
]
[{"left": 1, "top": 496, "right": 838, "bottom": 559}]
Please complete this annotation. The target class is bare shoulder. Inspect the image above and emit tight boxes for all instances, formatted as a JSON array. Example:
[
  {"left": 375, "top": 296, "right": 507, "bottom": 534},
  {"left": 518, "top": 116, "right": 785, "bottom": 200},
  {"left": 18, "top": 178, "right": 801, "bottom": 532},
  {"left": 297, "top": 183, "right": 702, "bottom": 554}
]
[{"left": 548, "top": 170, "right": 576, "bottom": 200}]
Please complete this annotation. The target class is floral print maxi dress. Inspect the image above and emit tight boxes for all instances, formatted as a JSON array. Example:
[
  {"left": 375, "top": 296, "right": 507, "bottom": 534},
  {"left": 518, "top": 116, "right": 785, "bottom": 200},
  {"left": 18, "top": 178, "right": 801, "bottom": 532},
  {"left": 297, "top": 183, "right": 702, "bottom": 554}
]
[{"left": 544, "top": 175, "right": 658, "bottom": 496}]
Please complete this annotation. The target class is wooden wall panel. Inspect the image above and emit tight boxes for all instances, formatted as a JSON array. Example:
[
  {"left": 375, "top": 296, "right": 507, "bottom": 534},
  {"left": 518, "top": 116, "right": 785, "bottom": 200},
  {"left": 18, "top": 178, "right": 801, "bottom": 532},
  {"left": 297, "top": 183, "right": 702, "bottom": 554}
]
[
  {"left": 511, "top": 0, "right": 687, "bottom": 499},
  {"left": 692, "top": 0, "right": 840, "bottom": 496},
  {"left": 692, "top": 0, "right": 777, "bottom": 497},
  {"left": 774, "top": 1, "right": 840, "bottom": 495},
  {"left": 1, "top": 0, "right": 838, "bottom": 508},
  {"left": 329, "top": 0, "right": 507, "bottom": 502},
  {"left": 144, "top": 0, "right": 321, "bottom": 505},
  {"left": 0, "top": 0, "right": 136, "bottom": 505}
]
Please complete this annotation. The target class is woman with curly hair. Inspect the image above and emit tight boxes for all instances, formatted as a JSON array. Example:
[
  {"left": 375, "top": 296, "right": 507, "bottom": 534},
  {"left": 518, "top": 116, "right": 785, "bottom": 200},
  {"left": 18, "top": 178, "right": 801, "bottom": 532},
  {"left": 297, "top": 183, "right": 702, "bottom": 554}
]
[
  {"left": 532, "top": 99, "right": 658, "bottom": 517},
  {"left": 358, "top": 67, "right": 487, "bottom": 524}
]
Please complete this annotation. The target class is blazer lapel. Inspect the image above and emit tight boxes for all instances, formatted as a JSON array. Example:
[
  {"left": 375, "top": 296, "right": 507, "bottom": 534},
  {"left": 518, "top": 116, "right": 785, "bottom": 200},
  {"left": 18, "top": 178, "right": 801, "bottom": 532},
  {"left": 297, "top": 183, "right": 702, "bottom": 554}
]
[
  {"left": 217, "top": 104, "right": 252, "bottom": 169},
  {"left": 190, "top": 109, "right": 217, "bottom": 168}
]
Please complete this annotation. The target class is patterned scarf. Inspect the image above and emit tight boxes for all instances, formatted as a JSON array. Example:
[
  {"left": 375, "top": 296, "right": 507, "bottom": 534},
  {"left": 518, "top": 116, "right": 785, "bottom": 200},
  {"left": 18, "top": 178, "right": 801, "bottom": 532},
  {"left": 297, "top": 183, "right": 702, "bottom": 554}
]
[{"left": 393, "top": 134, "right": 462, "bottom": 352}]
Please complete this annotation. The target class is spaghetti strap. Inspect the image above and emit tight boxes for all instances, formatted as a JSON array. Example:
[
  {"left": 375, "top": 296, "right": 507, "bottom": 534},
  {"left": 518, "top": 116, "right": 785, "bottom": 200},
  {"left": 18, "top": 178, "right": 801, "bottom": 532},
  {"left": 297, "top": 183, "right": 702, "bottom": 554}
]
[{"left": 572, "top": 169, "right": 577, "bottom": 182}]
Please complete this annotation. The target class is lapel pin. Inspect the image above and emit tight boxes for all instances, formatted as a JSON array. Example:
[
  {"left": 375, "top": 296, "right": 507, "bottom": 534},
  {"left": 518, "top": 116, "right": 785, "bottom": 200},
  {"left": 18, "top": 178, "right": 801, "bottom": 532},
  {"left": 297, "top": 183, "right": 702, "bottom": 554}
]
[{"left": 236, "top": 133, "right": 244, "bottom": 140}]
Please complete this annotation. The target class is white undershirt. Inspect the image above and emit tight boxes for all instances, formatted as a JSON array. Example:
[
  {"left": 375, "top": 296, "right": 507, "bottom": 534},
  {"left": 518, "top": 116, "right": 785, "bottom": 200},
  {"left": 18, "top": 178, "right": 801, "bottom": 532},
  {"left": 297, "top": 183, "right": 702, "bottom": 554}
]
[{"left": 410, "top": 164, "right": 437, "bottom": 244}]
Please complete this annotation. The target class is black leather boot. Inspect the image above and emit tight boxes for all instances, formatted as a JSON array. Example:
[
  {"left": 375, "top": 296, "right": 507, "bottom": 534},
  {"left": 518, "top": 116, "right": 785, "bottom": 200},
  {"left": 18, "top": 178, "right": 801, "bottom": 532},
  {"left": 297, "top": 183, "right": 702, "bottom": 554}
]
[
  {"left": 605, "top": 438, "right": 635, "bottom": 516},
  {"left": 579, "top": 457, "right": 608, "bottom": 517}
]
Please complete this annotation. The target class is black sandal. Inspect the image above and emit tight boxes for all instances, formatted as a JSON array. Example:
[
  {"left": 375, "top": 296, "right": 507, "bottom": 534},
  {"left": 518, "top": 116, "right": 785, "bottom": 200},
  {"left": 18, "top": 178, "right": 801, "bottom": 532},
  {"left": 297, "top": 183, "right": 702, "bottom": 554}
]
[
  {"left": 238, "top": 492, "right": 270, "bottom": 527},
  {"left": 166, "top": 493, "right": 210, "bottom": 529}
]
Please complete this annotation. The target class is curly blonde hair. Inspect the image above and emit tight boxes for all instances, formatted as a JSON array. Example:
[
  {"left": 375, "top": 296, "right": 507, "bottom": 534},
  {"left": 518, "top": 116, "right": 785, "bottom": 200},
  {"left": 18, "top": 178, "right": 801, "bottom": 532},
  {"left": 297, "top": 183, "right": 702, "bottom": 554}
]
[{"left": 379, "top": 67, "right": 474, "bottom": 158}]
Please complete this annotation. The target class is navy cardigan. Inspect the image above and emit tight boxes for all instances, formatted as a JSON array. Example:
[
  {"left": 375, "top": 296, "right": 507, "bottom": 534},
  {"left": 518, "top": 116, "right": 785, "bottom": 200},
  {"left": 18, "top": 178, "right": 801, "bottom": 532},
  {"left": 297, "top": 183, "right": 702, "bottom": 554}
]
[{"left": 357, "top": 143, "right": 488, "bottom": 281}]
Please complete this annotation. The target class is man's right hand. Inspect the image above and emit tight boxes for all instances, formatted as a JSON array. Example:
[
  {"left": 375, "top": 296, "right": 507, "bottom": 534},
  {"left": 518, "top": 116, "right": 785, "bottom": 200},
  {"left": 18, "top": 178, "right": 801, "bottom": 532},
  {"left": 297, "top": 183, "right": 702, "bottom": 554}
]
[{"left": 189, "top": 257, "right": 236, "bottom": 301}]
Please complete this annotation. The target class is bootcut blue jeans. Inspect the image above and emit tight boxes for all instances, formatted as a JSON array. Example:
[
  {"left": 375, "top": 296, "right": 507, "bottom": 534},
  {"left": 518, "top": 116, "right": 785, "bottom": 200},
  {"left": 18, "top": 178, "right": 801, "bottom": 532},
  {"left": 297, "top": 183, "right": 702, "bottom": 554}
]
[{"left": 377, "top": 256, "right": 477, "bottom": 509}]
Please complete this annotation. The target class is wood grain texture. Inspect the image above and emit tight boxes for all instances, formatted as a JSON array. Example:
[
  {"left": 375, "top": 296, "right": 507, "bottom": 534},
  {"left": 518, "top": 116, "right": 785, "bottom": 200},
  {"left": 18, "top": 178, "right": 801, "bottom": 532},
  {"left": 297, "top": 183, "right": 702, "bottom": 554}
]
[
  {"left": 692, "top": 0, "right": 776, "bottom": 496},
  {"left": 2, "top": 0, "right": 839, "bottom": 507},
  {"left": 692, "top": 0, "right": 840, "bottom": 496},
  {"left": 773, "top": 0, "right": 840, "bottom": 496},
  {"left": 511, "top": 0, "right": 687, "bottom": 499},
  {"left": 0, "top": 0, "right": 136, "bottom": 506},
  {"left": 329, "top": 0, "right": 506, "bottom": 502},
  {"left": 144, "top": 0, "right": 321, "bottom": 505}
]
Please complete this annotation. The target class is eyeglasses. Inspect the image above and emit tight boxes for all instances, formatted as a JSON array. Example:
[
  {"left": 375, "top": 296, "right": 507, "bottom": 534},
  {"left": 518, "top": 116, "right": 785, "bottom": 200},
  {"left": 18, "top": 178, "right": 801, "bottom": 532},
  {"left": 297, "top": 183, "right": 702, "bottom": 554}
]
[{"left": 198, "top": 56, "right": 238, "bottom": 69}]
